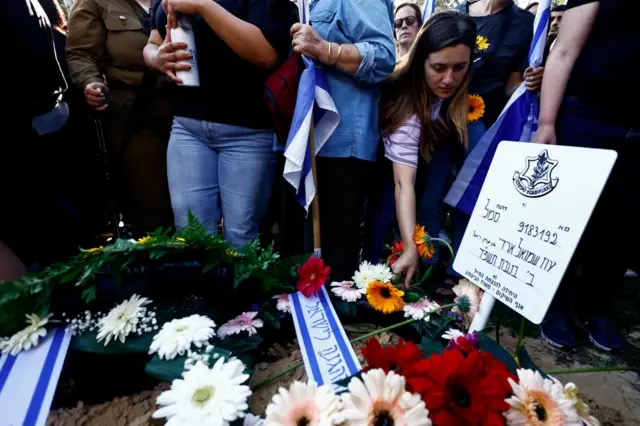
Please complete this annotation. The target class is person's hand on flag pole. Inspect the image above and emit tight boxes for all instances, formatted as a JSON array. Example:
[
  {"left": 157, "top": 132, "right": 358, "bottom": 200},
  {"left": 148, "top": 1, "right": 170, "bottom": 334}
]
[
  {"left": 291, "top": 23, "right": 328, "bottom": 62},
  {"left": 524, "top": 66, "right": 544, "bottom": 91}
]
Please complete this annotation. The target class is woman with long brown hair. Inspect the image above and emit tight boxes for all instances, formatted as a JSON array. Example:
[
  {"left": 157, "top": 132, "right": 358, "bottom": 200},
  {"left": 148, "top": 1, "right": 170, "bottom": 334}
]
[{"left": 381, "top": 11, "right": 476, "bottom": 285}]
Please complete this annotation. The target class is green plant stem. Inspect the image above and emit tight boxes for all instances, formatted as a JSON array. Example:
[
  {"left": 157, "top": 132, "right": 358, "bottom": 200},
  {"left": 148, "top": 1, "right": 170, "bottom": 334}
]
[
  {"left": 514, "top": 317, "right": 526, "bottom": 368},
  {"left": 431, "top": 238, "right": 455, "bottom": 260},
  {"left": 250, "top": 302, "right": 457, "bottom": 391},
  {"left": 545, "top": 366, "right": 639, "bottom": 375}
]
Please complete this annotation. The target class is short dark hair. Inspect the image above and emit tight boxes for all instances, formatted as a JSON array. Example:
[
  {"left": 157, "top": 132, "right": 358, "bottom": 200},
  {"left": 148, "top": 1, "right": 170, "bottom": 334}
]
[
  {"left": 551, "top": 5, "right": 567, "bottom": 12},
  {"left": 524, "top": 2, "right": 539, "bottom": 11}
]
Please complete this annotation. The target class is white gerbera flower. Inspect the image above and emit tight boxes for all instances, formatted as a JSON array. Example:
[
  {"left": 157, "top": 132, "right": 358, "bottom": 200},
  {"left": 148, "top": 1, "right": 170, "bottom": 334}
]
[
  {"left": 372, "top": 263, "right": 393, "bottom": 284},
  {"left": 265, "top": 380, "right": 342, "bottom": 425},
  {"left": 243, "top": 413, "right": 264, "bottom": 426},
  {"left": 402, "top": 297, "right": 440, "bottom": 321},
  {"left": 330, "top": 281, "right": 362, "bottom": 302},
  {"left": 340, "top": 369, "right": 432, "bottom": 426},
  {"left": 442, "top": 328, "right": 465, "bottom": 341},
  {"left": 218, "top": 312, "right": 263, "bottom": 339},
  {"left": 153, "top": 358, "right": 251, "bottom": 426},
  {"left": 149, "top": 315, "right": 216, "bottom": 360},
  {"left": 97, "top": 294, "right": 150, "bottom": 345},
  {"left": 352, "top": 261, "right": 376, "bottom": 293},
  {"left": 273, "top": 294, "right": 291, "bottom": 313},
  {"left": 1, "top": 313, "right": 52, "bottom": 355},
  {"left": 564, "top": 383, "right": 600, "bottom": 426},
  {"left": 505, "top": 369, "right": 582, "bottom": 426},
  {"left": 451, "top": 279, "right": 483, "bottom": 328}
]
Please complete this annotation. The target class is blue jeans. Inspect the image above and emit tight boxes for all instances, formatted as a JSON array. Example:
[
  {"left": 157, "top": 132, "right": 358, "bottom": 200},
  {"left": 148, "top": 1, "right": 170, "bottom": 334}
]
[{"left": 167, "top": 117, "right": 276, "bottom": 248}]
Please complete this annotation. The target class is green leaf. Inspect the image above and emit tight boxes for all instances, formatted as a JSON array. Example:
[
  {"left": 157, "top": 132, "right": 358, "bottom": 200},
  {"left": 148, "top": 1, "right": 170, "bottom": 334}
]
[
  {"left": 477, "top": 332, "right": 518, "bottom": 374},
  {"left": 81, "top": 286, "right": 97, "bottom": 303},
  {"left": 404, "top": 292, "right": 421, "bottom": 303},
  {"left": 217, "top": 334, "right": 262, "bottom": 355},
  {"left": 71, "top": 330, "right": 155, "bottom": 354},
  {"left": 144, "top": 348, "right": 233, "bottom": 382},
  {"left": 262, "top": 311, "right": 281, "bottom": 330},
  {"left": 418, "top": 336, "right": 445, "bottom": 357},
  {"left": 335, "top": 301, "right": 357, "bottom": 318}
]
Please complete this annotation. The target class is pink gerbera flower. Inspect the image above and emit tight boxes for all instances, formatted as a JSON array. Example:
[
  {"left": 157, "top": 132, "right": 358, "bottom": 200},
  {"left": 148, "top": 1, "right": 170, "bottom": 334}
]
[{"left": 218, "top": 312, "right": 263, "bottom": 339}]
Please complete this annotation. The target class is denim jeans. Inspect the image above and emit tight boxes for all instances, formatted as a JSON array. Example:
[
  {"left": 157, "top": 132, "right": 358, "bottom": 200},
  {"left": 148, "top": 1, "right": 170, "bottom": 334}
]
[{"left": 167, "top": 117, "right": 276, "bottom": 248}]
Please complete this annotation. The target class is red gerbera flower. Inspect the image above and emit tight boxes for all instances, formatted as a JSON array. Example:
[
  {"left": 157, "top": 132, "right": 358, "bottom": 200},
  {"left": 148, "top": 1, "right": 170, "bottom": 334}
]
[
  {"left": 296, "top": 256, "right": 330, "bottom": 297},
  {"left": 408, "top": 349, "right": 515, "bottom": 426},
  {"left": 361, "top": 338, "right": 424, "bottom": 391},
  {"left": 446, "top": 333, "right": 479, "bottom": 357},
  {"left": 387, "top": 241, "right": 404, "bottom": 266}
]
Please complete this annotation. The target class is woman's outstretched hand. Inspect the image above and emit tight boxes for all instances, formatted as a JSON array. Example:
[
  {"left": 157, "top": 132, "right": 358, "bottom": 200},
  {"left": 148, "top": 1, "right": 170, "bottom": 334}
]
[{"left": 391, "top": 246, "right": 419, "bottom": 288}]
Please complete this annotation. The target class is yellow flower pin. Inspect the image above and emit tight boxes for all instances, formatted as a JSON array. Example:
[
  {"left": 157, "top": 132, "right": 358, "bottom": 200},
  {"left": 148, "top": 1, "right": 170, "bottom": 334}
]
[{"left": 476, "top": 35, "right": 490, "bottom": 51}]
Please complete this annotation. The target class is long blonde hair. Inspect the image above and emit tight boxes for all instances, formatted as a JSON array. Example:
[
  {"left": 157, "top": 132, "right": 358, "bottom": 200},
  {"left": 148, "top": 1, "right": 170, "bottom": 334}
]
[{"left": 381, "top": 11, "right": 476, "bottom": 163}]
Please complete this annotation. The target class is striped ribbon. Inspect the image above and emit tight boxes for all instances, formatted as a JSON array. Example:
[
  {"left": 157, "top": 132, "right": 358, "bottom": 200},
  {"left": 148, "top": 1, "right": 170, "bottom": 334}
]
[
  {"left": 289, "top": 287, "right": 362, "bottom": 391},
  {"left": 422, "top": 0, "right": 437, "bottom": 22},
  {"left": 444, "top": 0, "right": 551, "bottom": 214},
  {"left": 0, "top": 327, "right": 72, "bottom": 426},
  {"left": 283, "top": 0, "right": 340, "bottom": 212}
]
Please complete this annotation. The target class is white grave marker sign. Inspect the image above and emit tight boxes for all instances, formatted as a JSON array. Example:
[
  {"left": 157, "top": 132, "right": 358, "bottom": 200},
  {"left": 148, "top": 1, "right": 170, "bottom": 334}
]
[{"left": 454, "top": 142, "right": 617, "bottom": 324}]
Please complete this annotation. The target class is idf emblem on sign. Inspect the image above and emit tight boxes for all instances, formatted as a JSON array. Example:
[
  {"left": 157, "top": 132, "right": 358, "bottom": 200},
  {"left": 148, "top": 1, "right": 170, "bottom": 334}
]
[{"left": 513, "top": 150, "right": 559, "bottom": 198}]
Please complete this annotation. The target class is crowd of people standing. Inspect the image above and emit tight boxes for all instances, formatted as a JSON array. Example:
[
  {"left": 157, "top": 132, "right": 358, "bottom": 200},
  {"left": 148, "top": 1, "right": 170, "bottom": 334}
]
[{"left": 1, "top": 0, "right": 638, "bottom": 352}]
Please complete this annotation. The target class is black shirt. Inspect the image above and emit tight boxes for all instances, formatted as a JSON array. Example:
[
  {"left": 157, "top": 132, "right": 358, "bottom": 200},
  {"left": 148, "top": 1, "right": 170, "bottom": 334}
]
[
  {"left": 565, "top": 0, "right": 640, "bottom": 127},
  {"left": 152, "top": 0, "right": 298, "bottom": 129},
  {"left": 458, "top": 2, "right": 533, "bottom": 127}
]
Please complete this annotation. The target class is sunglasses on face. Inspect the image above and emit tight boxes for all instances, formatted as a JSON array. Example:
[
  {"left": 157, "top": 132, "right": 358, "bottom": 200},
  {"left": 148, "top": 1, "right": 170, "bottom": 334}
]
[{"left": 394, "top": 16, "right": 418, "bottom": 29}]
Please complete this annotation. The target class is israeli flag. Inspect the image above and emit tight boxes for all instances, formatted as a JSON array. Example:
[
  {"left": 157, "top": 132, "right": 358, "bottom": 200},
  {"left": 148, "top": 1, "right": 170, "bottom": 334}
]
[
  {"left": 422, "top": 0, "right": 437, "bottom": 21},
  {"left": 0, "top": 327, "right": 72, "bottom": 426},
  {"left": 444, "top": 0, "right": 551, "bottom": 214},
  {"left": 283, "top": 0, "right": 340, "bottom": 213}
]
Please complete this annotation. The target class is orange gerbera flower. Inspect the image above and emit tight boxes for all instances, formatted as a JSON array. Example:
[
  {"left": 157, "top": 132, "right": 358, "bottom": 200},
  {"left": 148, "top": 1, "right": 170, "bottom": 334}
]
[
  {"left": 366, "top": 281, "right": 405, "bottom": 314},
  {"left": 468, "top": 94, "right": 485, "bottom": 122},
  {"left": 413, "top": 225, "right": 435, "bottom": 260}
]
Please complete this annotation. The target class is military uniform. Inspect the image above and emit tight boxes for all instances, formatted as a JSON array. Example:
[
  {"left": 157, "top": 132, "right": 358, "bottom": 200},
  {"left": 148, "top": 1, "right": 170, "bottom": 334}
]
[{"left": 67, "top": 0, "right": 173, "bottom": 236}]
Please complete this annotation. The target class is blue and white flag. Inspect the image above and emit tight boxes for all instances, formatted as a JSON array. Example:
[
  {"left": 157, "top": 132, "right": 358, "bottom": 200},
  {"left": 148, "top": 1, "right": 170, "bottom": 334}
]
[
  {"left": 283, "top": 0, "right": 340, "bottom": 213},
  {"left": 0, "top": 327, "right": 72, "bottom": 426},
  {"left": 422, "top": 0, "right": 437, "bottom": 21},
  {"left": 289, "top": 287, "right": 362, "bottom": 391},
  {"left": 444, "top": 0, "right": 551, "bottom": 215}
]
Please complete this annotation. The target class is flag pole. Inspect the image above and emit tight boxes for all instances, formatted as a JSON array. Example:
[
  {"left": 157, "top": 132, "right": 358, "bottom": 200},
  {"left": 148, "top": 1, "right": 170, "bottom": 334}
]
[{"left": 309, "top": 125, "right": 322, "bottom": 256}]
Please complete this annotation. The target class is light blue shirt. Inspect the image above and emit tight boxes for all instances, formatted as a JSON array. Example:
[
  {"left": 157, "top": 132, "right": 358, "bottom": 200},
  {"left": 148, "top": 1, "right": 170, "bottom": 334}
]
[{"left": 311, "top": 0, "right": 396, "bottom": 161}]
